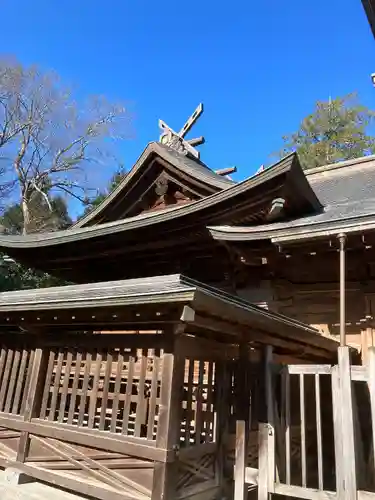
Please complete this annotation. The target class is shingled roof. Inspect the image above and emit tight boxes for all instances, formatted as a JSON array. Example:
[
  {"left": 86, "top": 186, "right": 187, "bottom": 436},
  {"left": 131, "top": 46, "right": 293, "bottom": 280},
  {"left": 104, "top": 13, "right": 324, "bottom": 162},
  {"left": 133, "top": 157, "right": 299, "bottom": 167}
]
[{"left": 208, "top": 154, "right": 375, "bottom": 243}]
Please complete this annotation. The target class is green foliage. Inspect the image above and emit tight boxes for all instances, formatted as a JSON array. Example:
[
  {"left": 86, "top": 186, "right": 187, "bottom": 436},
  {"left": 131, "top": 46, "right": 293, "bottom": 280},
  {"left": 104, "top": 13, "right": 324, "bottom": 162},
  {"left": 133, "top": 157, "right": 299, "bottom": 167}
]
[
  {"left": 0, "top": 254, "right": 62, "bottom": 292},
  {"left": 0, "top": 166, "right": 124, "bottom": 291},
  {"left": 276, "top": 93, "right": 375, "bottom": 169},
  {"left": 81, "top": 166, "right": 127, "bottom": 218},
  {"left": 1, "top": 195, "right": 72, "bottom": 235},
  {"left": 0, "top": 192, "right": 72, "bottom": 291}
]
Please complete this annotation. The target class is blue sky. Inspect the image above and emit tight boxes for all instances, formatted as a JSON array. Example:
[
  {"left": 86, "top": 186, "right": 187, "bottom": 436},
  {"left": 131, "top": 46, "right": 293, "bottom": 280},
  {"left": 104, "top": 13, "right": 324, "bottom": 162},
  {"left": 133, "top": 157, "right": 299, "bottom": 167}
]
[{"left": 1, "top": 0, "right": 374, "bottom": 216}]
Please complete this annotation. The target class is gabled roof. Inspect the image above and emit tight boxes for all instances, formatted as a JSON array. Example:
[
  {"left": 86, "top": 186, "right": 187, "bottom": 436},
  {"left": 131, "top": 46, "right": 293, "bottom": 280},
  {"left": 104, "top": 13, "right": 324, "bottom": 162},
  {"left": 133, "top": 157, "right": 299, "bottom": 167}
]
[
  {"left": 75, "top": 142, "right": 234, "bottom": 228},
  {"left": 362, "top": 0, "right": 375, "bottom": 38},
  {"left": 0, "top": 273, "right": 339, "bottom": 360},
  {"left": 208, "top": 154, "right": 375, "bottom": 244},
  {"left": 0, "top": 152, "right": 321, "bottom": 282}
]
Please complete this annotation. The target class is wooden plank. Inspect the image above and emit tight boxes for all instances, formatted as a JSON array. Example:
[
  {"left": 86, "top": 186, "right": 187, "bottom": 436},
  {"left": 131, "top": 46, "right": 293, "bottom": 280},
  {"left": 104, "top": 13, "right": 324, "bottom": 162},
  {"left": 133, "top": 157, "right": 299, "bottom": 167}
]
[
  {"left": 40, "top": 350, "right": 56, "bottom": 419},
  {"left": 48, "top": 350, "right": 64, "bottom": 422},
  {"left": 284, "top": 368, "right": 291, "bottom": 485},
  {"left": 331, "top": 365, "right": 344, "bottom": 498},
  {"left": 6, "top": 460, "right": 143, "bottom": 500},
  {"left": 58, "top": 351, "right": 73, "bottom": 423},
  {"left": 258, "top": 346, "right": 273, "bottom": 500},
  {"left": 78, "top": 351, "right": 92, "bottom": 426},
  {"left": 178, "top": 442, "right": 217, "bottom": 460},
  {"left": 338, "top": 346, "right": 357, "bottom": 500},
  {"left": 234, "top": 344, "right": 249, "bottom": 500},
  {"left": 351, "top": 365, "right": 368, "bottom": 382},
  {"left": 51, "top": 437, "right": 152, "bottom": 497},
  {"left": 315, "top": 374, "right": 323, "bottom": 491},
  {"left": 300, "top": 373, "right": 307, "bottom": 488},
  {"left": 275, "top": 483, "right": 336, "bottom": 499},
  {"left": 195, "top": 360, "right": 204, "bottom": 444},
  {"left": 12, "top": 349, "right": 30, "bottom": 415},
  {"left": 258, "top": 423, "right": 269, "bottom": 500},
  {"left": 4, "top": 348, "right": 21, "bottom": 413},
  {"left": 156, "top": 339, "right": 184, "bottom": 450},
  {"left": 244, "top": 466, "right": 258, "bottom": 485},
  {"left": 0, "top": 348, "right": 14, "bottom": 411},
  {"left": 20, "top": 349, "right": 35, "bottom": 415},
  {"left": 99, "top": 351, "right": 112, "bottom": 431},
  {"left": 122, "top": 348, "right": 135, "bottom": 435},
  {"left": 185, "top": 358, "right": 194, "bottom": 445},
  {"left": 17, "top": 348, "right": 49, "bottom": 463},
  {"left": 135, "top": 348, "right": 147, "bottom": 438},
  {"left": 0, "top": 348, "right": 7, "bottom": 389},
  {"left": 67, "top": 351, "right": 82, "bottom": 425},
  {"left": 266, "top": 346, "right": 275, "bottom": 493},
  {"left": 88, "top": 351, "right": 102, "bottom": 429},
  {"left": 369, "top": 348, "right": 375, "bottom": 490},
  {"left": 175, "top": 478, "right": 218, "bottom": 500},
  {"left": 32, "top": 436, "right": 149, "bottom": 499},
  {"left": 358, "top": 491, "right": 375, "bottom": 500},
  {"left": 287, "top": 365, "right": 332, "bottom": 375},
  {"left": 205, "top": 360, "right": 214, "bottom": 441},
  {"left": 147, "top": 349, "right": 160, "bottom": 440},
  {"left": 234, "top": 420, "right": 247, "bottom": 500},
  {"left": 0, "top": 414, "right": 167, "bottom": 462},
  {"left": 110, "top": 352, "right": 123, "bottom": 433}
]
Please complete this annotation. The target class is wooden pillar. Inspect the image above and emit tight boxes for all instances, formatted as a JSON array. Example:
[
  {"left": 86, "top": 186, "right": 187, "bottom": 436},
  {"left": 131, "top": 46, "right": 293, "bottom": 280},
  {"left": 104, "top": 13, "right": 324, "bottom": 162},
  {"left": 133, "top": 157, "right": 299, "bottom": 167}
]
[
  {"left": 258, "top": 346, "right": 274, "bottom": 500},
  {"left": 151, "top": 336, "right": 184, "bottom": 500},
  {"left": 17, "top": 347, "right": 49, "bottom": 463},
  {"left": 234, "top": 343, "right": 251, "bottom": 500},
  {"left": 334, "top": 346, "right": 357, "bottom": 500},
  {"left": 367, "top": 347, "right": 375, "bottom": 487}
]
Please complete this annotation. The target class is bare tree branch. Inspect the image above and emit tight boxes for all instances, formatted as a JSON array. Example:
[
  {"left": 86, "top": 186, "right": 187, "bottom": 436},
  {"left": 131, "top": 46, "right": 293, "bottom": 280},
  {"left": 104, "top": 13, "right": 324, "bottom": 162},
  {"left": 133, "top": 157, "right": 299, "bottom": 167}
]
[{"left": 0, "top": 58, "right": 131, "bottom": 233}]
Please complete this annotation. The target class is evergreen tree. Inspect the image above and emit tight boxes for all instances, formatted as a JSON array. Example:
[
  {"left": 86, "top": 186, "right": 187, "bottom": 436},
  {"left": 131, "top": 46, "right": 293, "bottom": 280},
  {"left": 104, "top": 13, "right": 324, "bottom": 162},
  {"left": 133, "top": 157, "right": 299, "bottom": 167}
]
[
  {"left": 81, "top": 166, "right": 127, "bottom": 217},
  {"left": 277, "top": 93, "right": 375, "bottom": 169}
]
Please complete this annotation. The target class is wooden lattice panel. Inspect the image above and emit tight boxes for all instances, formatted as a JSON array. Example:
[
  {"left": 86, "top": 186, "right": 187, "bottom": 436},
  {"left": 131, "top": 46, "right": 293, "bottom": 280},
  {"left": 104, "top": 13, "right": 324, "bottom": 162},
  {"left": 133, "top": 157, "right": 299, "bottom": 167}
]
[
  {"left": 181, "top": 358, "right": 216, "bottom": 446},
  {"left": 176, "top": 452, "right": 217, "bottom": 497},
  {"left": 25, "top": 434, "right": 154, "bottom": 500},
  {"left": 0, "top": 346, "right": 35, "bottom": 416},
  {"left": 39, "top": 347, "right": 162, "bottom": 439}
]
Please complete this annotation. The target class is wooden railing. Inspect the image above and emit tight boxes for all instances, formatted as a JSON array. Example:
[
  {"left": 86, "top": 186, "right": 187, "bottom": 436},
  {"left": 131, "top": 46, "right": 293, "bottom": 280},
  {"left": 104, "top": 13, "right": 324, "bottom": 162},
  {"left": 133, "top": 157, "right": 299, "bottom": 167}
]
[
  {"left": 235, "top": 346, "right": 375, "bottom": 500},
  {"left": 0, "top": 334, "right": 230, "bottom": 500}
]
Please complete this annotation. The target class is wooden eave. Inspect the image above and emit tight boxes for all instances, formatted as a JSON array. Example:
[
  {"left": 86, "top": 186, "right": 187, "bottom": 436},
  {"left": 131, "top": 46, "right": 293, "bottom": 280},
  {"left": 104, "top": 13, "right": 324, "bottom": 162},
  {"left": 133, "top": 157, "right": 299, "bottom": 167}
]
[
  {"left": 74, "top": 142, "right": 234, "bottom": 228},
  {"left": 362, "top": 0, "right": 375, "bottom": 37},
  {"left": 0, "top": 153, "right": 322, "bottom": 282},
  {"left": 208, "top": 213, "right": 375, "bottom": 245},
  {"left": 0, "top": 274, "right": 340, "bottom": 360}
]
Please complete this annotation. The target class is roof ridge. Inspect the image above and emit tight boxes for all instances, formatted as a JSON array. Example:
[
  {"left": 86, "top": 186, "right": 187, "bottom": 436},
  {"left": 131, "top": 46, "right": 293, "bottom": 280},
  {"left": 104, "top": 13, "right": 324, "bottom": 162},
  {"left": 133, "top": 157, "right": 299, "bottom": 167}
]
[{"left": 305, "top": 154, "right": 375, "bottom": 176}]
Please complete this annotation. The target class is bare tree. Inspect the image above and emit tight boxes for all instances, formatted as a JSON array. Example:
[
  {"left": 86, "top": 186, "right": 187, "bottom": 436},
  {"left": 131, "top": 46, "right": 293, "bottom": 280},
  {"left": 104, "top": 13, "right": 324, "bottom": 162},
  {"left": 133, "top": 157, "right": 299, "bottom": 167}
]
[{"left": 0, "top": 58, "right": 130, "bottom": 233}]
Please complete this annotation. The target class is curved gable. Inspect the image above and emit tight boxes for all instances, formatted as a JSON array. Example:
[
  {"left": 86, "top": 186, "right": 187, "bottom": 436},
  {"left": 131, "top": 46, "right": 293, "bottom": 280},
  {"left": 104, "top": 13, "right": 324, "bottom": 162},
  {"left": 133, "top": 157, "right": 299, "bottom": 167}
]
[{"left": 75, "top": 142, "right": 234, "bottom": 228}]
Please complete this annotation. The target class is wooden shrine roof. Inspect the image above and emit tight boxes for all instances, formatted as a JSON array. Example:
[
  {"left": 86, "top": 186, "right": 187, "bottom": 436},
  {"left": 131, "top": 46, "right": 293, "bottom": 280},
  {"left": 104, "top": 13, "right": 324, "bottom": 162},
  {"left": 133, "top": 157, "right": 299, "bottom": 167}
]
[
  {"left": 74, "top": 142, "right": 235, "bottom": 228},
  {"left": 362, "top": 0, "right": 375, "bottom": 38},
  {"left": 209, "top": 154, "right": 375, "bottom": 245},
  {"left": 0, "top": 274, "right": 340, "bottom": 360},
  {"left": 0, "top": 151, "right": 321, "bottom": 282}
]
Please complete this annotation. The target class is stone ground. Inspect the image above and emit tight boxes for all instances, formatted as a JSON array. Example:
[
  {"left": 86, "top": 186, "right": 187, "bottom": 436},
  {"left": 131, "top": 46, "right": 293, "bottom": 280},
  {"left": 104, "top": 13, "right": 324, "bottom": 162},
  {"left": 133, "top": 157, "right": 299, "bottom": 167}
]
[{"left": 0, "top": 469, "right": 90, "bottom": 500}]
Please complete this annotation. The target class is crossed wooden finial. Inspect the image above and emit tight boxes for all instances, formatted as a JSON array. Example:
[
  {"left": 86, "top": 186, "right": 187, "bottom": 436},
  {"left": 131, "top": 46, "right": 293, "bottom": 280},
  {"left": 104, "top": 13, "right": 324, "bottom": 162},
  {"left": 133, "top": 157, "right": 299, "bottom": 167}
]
[{"left": 159, "top": 104, "right": 205, "bottom": 159}]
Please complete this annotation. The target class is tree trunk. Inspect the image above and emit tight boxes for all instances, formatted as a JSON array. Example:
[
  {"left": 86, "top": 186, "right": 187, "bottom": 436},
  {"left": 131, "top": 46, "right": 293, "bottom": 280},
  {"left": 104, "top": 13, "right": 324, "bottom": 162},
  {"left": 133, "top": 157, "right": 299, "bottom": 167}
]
[{"left": 21, "top": 199, "right": 30, "bottom": 235}]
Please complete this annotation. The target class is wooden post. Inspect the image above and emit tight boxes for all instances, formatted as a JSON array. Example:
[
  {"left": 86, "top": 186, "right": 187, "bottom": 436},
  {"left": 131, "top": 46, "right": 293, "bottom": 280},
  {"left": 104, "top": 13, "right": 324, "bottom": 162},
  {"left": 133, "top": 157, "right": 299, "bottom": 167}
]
[
  {"left": 258, "top": 346, "right": 274, "bottom": 500},
  {"left": 338, "top": 233, "right": 347, "bottom": 347},
  {"left": 331, "top": 365, "right": 345, "bottom": 498},
  {"left": 234, "top": 343, "right": 250, "bottom": 500},
  {"left": 17, "top": 348, "right": 49, "bottom": 463},
  {"left": 368, "top": 347, "right": 375, "bottom": 484},
  {"left": 152, "top": 335, "right": 184, "bottom": 500},
  {"left": 336, "top": 346, "right": 357, "bottom": 500}
]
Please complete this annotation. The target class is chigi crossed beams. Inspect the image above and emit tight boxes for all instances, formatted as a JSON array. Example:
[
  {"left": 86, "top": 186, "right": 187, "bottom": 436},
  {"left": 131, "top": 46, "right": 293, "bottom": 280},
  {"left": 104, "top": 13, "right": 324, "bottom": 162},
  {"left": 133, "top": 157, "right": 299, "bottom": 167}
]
[{"left": 158, "top": 103, "right": 205, "bottom": 159}]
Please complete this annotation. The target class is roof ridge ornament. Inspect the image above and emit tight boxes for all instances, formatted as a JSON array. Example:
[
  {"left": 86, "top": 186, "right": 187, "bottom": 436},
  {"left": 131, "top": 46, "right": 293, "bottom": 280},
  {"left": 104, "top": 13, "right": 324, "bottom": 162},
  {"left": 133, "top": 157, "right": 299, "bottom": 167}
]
[{"left": 159, "top": 103, "right": 205, "bottom": 160}]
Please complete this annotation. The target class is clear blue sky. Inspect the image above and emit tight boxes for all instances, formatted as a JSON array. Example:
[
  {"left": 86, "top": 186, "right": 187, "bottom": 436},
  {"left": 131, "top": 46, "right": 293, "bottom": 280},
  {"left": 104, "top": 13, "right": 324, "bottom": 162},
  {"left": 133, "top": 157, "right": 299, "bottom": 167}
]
[{"left": 1, "top": 0, "right": 374, "bottom": 214}]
